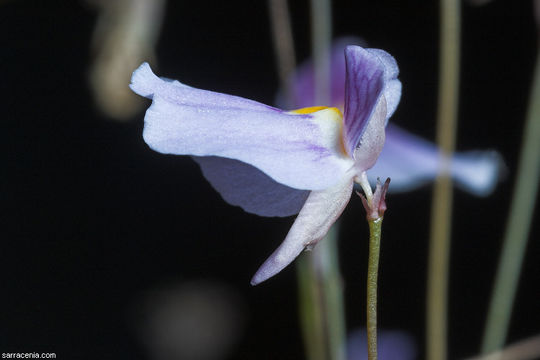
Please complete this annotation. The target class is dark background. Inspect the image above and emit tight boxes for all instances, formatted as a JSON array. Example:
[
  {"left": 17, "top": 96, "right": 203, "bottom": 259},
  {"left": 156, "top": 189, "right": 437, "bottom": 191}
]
[{"left": 2, "top": 0, "right": 539, "bottom": 359}]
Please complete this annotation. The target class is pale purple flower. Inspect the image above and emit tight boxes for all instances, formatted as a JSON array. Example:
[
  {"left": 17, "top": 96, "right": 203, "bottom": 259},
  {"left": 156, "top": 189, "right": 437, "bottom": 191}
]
[
  {"left": 347, "top": 329, "right": 416, "bottom": 360},
  {"left": 130, "top": 45, "right": 401, "bottom": 284},
  {"left": 289, "top": 37, "right": 502, "bottom": 196}
]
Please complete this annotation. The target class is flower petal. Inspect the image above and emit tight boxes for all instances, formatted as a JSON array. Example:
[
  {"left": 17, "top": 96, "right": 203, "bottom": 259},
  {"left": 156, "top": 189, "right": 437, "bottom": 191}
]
[
  {"left": 352, "top": 95, "right": 387, "bottom": 173},
  {"left": 130, "top": 63, "right": 353, "bottom": 190},
  {"left": 343, "top": 46, "right": 397, "bottom": 156},
  {"left": 365, "top": 48, "right": 402, "bottom": 121},
  {"left": 193, "top": 156, "right": 309, "bottom": 217},
  {"left": 130, "top": 63, "right": 273, "bottom": 111},
  {"left": 367, "top": 125, "right": 503, "bottom": 196},
  {"left": 250, "top": 175, "right": 354, "bottom": 285},
  {"left": 286, "top": 37, "right": 365, "bottom": 109},
  {"left": 450, "top": 150, "right": 504, "bottom": 196}
]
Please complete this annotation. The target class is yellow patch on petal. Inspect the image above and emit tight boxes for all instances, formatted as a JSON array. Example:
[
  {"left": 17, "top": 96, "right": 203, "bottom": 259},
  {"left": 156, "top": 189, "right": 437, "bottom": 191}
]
[
  {"left": 289, "top": 107, "right": 349, "bottom": 158},
  {"left": 291, "top": 106, "right": 343, "bottom": 118}
]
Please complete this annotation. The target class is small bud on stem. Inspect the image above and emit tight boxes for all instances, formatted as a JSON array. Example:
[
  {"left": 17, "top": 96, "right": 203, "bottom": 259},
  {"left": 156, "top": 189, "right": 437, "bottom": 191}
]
[{"left": 356, "top": 175, "right": 391, "bottom": 221}]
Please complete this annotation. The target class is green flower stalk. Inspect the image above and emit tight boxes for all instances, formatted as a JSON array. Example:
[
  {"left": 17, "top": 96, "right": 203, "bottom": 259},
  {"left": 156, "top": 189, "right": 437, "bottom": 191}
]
[
  {"left": 358, "top": 175, "right": 391, "bottom": 360},
  {"left": 481, "top": 37, "right": 540, "bottom": 356}
]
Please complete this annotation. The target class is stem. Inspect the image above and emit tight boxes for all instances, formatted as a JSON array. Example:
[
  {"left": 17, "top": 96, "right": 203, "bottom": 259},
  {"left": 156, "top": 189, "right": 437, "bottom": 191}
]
[
  {"left": 357, "top": 175, "right": 389, "bottom": 360},
  {"left": 427, "top": 0, "right": 460, "bottom": 359},
  {"left": 367, "top": 217, "right": 383, "bottom": 360},
  {"left": 481, "top": 47, "right": 540, "bottom": 354}
]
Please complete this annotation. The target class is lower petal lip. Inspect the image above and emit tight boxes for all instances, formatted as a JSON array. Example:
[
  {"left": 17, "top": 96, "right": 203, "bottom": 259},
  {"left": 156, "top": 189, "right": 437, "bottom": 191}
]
[{"left": 250, "top": 175, "right": 354, "bottom": 285}]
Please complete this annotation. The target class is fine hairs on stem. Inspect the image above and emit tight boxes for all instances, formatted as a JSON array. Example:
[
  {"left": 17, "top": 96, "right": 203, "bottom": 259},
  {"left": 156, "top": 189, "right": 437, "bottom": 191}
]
[
  {"left": 357, "top": 175, "right": 390, "bottom": 360},
  {"left": 366, "top": 217, "right": 383, "bottom": 360}
]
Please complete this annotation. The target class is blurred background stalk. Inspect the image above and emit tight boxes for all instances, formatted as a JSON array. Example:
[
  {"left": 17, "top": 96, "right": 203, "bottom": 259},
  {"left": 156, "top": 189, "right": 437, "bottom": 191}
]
[
  {"left": 267, "top": 0, "right": 296, "bottom": 109},
  {"left": 298, "top": 225, "right": 347, "bottom": 360},
  {"left": 481, "top": 33, "right": 540, "bottom": 354},
  {"left": 310, "top": 0, "right": 332, "bottom": 106},
  {"left": 426, "top": 0, "right": 461, "bottom": 359}
]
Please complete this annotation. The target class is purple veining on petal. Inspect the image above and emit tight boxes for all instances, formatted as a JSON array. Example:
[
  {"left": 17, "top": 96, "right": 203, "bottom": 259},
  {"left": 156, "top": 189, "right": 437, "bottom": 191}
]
[
  {"left": 194, "top": 156, "right": 309, "bottom": 217},
  {"left": 285, "top": 37, "right": 366, "bottom": 109},
  {"left": 289, "top": 41, "right": 401, "bottom": 154},
  {"left": 343, "top": 46, "right": 386, "bottom": 156}
]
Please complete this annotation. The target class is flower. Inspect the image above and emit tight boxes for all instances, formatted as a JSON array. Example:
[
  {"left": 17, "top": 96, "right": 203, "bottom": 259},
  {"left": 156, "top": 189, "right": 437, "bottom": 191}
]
[
  {"left": 289, "top": 37, "right": 503, "bottom": 196},
  {"left": 130, "top": 45, "right": 401, "bottom": 284}
]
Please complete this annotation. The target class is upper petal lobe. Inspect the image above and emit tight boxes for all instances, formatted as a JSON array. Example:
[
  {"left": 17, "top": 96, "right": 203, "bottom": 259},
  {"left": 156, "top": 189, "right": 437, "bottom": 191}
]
[{"left": 343, "top": 46, "right": 400, "bottom": 156}]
